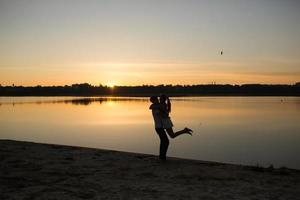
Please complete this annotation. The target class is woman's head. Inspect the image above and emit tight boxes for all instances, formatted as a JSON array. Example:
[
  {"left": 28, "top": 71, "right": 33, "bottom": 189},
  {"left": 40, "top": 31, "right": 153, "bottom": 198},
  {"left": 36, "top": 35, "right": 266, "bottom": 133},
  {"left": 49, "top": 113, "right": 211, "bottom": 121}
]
[
  {"left": 160, "top": 94, "right": 167, "bottom": 103},
  {"left": 150, "top": 96, "right": 159, "bottom": 103}
]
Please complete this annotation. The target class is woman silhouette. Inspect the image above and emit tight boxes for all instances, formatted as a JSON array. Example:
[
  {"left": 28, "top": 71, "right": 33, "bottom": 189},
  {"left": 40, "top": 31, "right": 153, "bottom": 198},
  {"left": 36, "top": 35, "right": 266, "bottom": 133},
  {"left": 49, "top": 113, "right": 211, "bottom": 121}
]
[{"left": 159, "top": 94, "right": 193, "bottom": 138}]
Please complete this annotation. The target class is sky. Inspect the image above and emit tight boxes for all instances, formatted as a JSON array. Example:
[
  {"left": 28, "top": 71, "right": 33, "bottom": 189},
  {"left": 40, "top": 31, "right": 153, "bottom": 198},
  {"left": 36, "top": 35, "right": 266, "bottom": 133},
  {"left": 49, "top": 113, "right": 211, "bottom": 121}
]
[{"left": 0, "top": 0, "right": 300, "bottom": 86}]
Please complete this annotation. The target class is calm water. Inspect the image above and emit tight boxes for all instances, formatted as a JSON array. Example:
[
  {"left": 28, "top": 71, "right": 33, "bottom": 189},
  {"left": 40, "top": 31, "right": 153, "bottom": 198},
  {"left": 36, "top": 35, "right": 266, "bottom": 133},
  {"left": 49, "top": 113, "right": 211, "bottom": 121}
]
[{"left": 1, "top": 96, "right": 300, "bottom": 169}]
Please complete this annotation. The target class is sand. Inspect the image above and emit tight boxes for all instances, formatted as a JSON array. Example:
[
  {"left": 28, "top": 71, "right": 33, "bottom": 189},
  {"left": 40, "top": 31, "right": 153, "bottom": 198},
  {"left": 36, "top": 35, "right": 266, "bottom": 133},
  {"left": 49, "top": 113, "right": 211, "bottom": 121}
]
[{"left": 0, "top": 140, "right": 299, "bottom": 200}]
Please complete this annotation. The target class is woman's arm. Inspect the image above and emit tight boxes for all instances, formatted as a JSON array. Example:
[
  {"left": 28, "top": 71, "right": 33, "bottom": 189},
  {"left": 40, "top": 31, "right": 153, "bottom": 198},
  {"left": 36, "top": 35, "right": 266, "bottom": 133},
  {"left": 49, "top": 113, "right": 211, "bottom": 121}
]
[{"left": 167, "top": 97, "right": 171, "bottom": 113}]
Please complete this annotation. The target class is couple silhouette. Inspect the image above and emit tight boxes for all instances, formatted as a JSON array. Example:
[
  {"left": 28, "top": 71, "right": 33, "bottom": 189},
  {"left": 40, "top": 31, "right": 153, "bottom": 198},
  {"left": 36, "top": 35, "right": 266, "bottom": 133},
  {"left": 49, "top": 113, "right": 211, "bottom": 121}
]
[{"left": 149, "top": 94, "right": 193, "bottom": 161}]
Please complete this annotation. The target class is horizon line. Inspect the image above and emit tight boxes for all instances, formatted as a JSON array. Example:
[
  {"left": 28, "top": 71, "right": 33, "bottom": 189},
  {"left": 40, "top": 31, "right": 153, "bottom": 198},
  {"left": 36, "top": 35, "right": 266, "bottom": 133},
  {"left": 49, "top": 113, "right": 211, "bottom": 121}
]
[{"left": 1, "top": 82, "right": 300, "bottom": 87}]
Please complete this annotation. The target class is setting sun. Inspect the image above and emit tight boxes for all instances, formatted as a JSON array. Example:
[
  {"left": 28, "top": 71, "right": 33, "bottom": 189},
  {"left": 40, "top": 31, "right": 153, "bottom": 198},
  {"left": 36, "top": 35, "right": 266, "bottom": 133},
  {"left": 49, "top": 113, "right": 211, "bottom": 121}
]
[{"left": 106, "top": 82, "right": 116, "bottom": 88}]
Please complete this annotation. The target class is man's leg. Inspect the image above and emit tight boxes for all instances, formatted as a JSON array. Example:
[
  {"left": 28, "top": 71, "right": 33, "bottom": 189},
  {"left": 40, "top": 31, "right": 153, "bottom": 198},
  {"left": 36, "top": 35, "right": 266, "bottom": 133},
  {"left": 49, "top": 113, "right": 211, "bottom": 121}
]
[{"left": 155, "top": 128, "right": 169, "bottom": 160}]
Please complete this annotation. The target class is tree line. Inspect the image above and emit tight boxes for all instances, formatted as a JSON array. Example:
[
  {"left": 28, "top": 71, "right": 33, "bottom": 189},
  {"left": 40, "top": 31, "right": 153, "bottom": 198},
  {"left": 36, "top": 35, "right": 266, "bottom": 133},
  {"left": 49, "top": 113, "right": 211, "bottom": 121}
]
[{"left": 0, "top": 83, "right": 299, "bottom": 96}]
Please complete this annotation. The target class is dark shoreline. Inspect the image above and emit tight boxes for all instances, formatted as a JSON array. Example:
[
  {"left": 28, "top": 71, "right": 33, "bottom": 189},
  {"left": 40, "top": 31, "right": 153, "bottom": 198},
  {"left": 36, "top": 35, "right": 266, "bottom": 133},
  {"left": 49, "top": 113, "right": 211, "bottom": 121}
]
[
  {"left": 1, "top": 83, "right": 300, "bottom": 97},
  {"left": 1, "top": 139, "right": 300, "bottom": 171},
  {"left": 1, "top": 94, "right": 300, "bottom": 97},
  {"left": 1, "top": 139, "right": 300, "bottom": 199}
]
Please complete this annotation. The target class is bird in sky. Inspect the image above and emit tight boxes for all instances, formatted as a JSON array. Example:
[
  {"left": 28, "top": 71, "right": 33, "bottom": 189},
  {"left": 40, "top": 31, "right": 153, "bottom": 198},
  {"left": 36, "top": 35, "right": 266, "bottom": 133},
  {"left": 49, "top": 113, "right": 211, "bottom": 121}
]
[{"left": 221, "top": 51, "right": 223, "bottom": 55}]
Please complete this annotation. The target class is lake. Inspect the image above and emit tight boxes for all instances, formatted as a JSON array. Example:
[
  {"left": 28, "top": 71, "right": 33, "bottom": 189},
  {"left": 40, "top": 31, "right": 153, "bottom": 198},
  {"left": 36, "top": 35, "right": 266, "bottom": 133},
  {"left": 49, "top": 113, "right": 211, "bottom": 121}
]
[{"left": 0, "top": 96, "right": 299, "bottom": 169}]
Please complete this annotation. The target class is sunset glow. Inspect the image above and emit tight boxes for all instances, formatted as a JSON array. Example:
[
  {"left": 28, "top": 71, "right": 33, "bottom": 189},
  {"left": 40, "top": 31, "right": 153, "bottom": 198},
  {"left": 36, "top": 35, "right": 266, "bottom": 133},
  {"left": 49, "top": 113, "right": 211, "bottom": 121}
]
[
  {"left": 107, "top": 82, "right": 116, "bottom": 88},
  {"left": 0, "top": 0, "right": 299, "bottom": 86}
]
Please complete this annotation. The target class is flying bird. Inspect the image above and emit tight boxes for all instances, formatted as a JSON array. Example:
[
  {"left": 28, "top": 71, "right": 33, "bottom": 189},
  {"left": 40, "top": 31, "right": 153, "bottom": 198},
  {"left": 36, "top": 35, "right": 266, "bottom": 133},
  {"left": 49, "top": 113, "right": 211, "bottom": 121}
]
[{"left": 221, "top": 51, "right": 223, "bottom": 55}]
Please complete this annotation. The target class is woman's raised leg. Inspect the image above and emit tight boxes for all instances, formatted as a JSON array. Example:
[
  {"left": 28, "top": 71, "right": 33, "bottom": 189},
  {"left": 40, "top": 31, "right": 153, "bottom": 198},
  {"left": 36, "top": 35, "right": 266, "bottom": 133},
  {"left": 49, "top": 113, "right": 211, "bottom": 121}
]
[{"left": 165, "top": 128, "right": 192, "bottom": 138}]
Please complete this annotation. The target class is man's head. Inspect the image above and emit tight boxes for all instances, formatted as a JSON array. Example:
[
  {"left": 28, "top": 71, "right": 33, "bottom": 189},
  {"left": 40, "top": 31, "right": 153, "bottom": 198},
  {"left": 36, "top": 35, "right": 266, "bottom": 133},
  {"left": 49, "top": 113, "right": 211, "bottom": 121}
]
[{"left": 150, "top": 96, "right": 159, "bottom": 104}]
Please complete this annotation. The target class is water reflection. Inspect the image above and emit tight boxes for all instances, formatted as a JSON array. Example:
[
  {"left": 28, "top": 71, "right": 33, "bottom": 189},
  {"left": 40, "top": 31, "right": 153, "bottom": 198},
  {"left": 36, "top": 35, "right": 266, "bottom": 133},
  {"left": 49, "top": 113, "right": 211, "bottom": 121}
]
[
  {"left": 0, "top": 97, "right": 148, "bottom": 106},
  {"left": 61, "top": 97, "right": 147, "bottom": 106},
  {"left": 2, "top": 96, "right": 300, "bottom": 106},
  {"left": 0, "top": 97, "right": 299, "bottom": 169}
]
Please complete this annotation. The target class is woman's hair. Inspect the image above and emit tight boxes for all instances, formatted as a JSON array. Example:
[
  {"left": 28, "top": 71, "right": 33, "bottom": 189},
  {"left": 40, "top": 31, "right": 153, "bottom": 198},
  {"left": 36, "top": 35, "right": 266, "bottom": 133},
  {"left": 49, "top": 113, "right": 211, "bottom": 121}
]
[
  {"left": 160, "top": 94, "right": 171, "bottom": 113},
  {"left": 160, "top": 94, "right": 167, "bottom": 103}
]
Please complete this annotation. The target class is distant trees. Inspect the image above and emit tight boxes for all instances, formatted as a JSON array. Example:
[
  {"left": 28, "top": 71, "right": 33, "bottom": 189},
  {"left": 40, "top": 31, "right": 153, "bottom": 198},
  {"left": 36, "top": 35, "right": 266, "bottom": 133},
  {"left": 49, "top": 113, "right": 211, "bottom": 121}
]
[
  {"left": 0, "top": 83, "right": 299, "bottom": 96},
  {"left": 71, "top": 83, "right": 92, "bottom": 89}
]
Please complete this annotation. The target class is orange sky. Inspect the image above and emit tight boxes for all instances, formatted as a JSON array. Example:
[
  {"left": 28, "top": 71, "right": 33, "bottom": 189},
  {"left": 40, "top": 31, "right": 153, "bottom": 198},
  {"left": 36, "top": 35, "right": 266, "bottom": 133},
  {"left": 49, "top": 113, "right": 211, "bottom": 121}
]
[{"left": 0, "top": 0, "right": 299, "bottom": 86}]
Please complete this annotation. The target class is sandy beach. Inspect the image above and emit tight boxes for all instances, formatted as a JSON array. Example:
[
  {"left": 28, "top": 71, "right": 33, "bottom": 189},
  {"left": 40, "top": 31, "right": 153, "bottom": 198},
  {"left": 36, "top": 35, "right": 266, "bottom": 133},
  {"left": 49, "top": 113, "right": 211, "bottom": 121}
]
[{"left": 0, "top": 140, "right": 299, "bottom": 200}]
